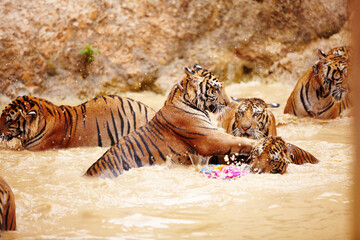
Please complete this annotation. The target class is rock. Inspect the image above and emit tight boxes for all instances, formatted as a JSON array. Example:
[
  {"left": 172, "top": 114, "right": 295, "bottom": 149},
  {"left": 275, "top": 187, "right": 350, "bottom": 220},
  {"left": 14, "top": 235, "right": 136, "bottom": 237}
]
[{"left": 0, "top": 0, "right": 351, "bottom": 99}]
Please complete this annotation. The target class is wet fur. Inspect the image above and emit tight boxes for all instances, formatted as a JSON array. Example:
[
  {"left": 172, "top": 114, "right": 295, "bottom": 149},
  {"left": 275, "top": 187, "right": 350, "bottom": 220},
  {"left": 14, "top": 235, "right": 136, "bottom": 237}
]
[
  {"left": 0, "top": 95, "right": 156, "bottom": 150},
  {"left": 284, "top": 46, "right": 351, "bottom": 119},
  {"left": 219, "top": 98, "right": 277, "bottom": 140},
  {"left": 85, "top": 65, "right": 255, "bottom": 178},
  {"left": 216, "top": 98, "right": 319, "bottom": 173},
  {"left": 0, "top": 177, "right": 16, "bottom": 231}
]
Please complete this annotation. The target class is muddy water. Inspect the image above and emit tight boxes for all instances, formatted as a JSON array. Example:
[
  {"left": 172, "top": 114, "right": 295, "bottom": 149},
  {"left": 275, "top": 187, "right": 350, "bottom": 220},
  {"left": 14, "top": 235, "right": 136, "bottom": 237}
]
[{"left": 0, "top": 82, "right": 353, "bottom": 239}]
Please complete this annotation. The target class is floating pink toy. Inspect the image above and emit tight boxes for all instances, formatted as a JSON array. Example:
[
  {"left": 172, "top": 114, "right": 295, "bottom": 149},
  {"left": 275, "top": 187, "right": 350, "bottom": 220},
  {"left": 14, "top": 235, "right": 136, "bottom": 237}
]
[{"left": 199, "top": 164, "right": 249, "bottom": 179}]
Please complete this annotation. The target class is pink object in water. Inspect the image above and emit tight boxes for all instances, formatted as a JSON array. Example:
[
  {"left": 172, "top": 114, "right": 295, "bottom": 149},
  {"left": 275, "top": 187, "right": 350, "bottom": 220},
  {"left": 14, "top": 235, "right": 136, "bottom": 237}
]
[{"left": 199, "top": 164, "right": 249, "bottom": 179}]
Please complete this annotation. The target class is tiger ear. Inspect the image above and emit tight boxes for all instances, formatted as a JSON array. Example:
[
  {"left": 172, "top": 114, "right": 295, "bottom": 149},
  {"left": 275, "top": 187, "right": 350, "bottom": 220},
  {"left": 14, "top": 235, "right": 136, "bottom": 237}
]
[
  {"left": 265, "top": 109, "right": 277, "bottom": 136},
  {"left": 231, "top": 96, "right": 245, "bottom": 103},
  {"left": 267, "top": 103, "right": 280, "bottom": 108},
  {"left": 318, "top": 49, "right": 327, "bottom": 60},
  {"left": 193, "top": 64, "right": 203, "bottom": 70},
  {"left": 184, "top": 67, "right": 195, "bottom": 76},
  {"left": 185, "top": 67, "right": 202, "bottom": 86},
  {"left": 27, "top": 110, "right": 37, "bottom": 116}
]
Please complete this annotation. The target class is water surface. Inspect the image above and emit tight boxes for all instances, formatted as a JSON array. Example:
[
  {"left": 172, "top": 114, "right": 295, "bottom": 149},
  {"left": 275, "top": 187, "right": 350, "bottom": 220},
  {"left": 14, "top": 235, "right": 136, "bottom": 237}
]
[{"left": 0, "top": 82, "right": 353, "bottom": 239}]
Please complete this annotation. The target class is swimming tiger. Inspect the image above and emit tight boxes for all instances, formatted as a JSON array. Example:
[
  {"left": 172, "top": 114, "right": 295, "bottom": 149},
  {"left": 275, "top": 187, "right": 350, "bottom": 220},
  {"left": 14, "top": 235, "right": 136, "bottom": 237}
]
[
  {"left": 85, "top": 64, "right": 256, "bottom": 178},
  {"left": 0, "top": 95, "right": 156, "bottom": 150},
  {"left": 216, "top": 97, "right": 319, "bottom": 166},
  {"left": 219, "top": 97, "right": 277, "bottom": 139},
  {"left": 248, "top": 136, "right": 291, "bottom": 174},
  {"left": 0, "top": 177, "right": 16, "bottom": 231},
  {"left": 284, "top": 46, "right": 351, "bottom": 119}
]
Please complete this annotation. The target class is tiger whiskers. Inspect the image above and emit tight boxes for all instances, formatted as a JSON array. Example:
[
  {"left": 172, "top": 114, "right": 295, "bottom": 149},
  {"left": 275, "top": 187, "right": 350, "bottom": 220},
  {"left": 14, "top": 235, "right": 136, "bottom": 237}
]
[
  {"left": 253, "top": 130, "right": 266, "bottom": 139},
  {"left": 232, "top": 128, "right": 241, "bottom": 137},
  {"left": 216, "top": 105, "right": 231, "bottom": 122}
]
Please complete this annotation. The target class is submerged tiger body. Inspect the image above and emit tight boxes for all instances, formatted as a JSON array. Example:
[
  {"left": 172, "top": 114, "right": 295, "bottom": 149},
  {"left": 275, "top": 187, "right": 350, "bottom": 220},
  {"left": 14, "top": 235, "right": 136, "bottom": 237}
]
[
  {"left": 215, "top": 97, "right": 318, "bottom": 172},
  {"left": 85, "top": 65, "right": 255, "bottom": 178},
  {"left": 284, "top": 46, "right": 351, "bottom": 119},
  {"left": 0, "top": 177, "right": 16, "bottom": 231},
  {"left": 219, "top": 98, "right": 277, "bottom": 139},
  {"left": 248, "top": 136, "right": 291, "bottom": 174},
  {"left": 0, "top": 95, "right": 156, "bottom": 150}
]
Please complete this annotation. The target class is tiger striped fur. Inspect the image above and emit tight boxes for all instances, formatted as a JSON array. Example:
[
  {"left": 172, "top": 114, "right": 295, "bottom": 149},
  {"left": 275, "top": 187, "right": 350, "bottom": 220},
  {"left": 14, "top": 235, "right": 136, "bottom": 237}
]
[
  {"left": 0, "top": 95, "right": 156, "bottom": 150},
  {"left": 219, "top": 98, "right": 277, "bottom": 139},
  {"left": 85, "top": 64, "right": 255, "bottom": 178},
  {"left": 248, "top": 136, "right": 291, "bottom": 174},
  {"left": 215, "top": 97, "right": 318, "bottom": 171},
  {"left": 284, "top": 46, "right": 351, "bottom": 119},
  {"left": 0, "top": 177, "right": 16, "bottom": 231}
]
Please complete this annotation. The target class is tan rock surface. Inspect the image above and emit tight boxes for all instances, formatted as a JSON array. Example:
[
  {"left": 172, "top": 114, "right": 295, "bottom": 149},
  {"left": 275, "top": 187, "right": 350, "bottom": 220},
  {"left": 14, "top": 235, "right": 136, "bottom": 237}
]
[{"left": 0, "top": 0, "right": 351, "bottom": 100}]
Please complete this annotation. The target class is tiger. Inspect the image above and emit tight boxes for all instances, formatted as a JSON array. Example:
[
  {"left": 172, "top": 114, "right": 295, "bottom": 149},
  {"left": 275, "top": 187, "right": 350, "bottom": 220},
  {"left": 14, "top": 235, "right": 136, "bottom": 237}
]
[
  {"left": 284, "top": 46, "right": 351, "bottom": 119},
  {"left": 0, "top": 177, "right": 16, "bottom": 231},
  {"left": 219, "top": 97, "right": 278, "bottom": 139},
  {"left": 85, "top": 64, "right": 256, "bottom": 178},
  {"left": 248, "top": 136, "right": 291, "bottom": 174},
  {"left": 0, "top": 95, "right": 156, "bottom": 150},
  {"left": 215, "top": 97, "right": 319, "bottom": 167}
]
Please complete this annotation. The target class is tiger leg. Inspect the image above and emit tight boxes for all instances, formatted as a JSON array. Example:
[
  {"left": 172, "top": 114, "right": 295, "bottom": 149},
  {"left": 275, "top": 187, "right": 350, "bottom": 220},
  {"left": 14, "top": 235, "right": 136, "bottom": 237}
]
[{"left": 85, "top": 144, "right": 140, "bottom": 178}]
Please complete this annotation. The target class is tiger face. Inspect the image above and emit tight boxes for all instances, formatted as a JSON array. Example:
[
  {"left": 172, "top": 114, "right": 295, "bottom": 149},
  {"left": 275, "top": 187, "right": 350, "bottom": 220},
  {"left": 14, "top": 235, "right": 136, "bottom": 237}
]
[
  {"left": 248, "top": 136, "right": 291, "bottom": 174},
  {"left": 317, "top": 46, "right": 350, "bottom": 102},
  {"left": 232, "top": 98, "right": 276, "bottom": 139},
  {"left": 184, "top": 64, "right": 230, "bottom": 113},
  {"left": 0, "top": 96, "right": 48, "bottom": 142}
]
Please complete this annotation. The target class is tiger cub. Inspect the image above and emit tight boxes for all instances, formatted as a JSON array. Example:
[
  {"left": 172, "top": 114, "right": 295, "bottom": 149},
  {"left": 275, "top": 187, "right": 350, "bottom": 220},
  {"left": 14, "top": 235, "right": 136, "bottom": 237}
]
[
  {"left": 0, "top": 177, "right": 16, "bottom": 231},
  {"left": 284, "top": 46, "right": 351, "bottom": 119},
  {"left": 85, "top": 64, "right": 256, "bottom": 178},
  {"left": 216, "top": 97, "right": 318, "bottom": 173},
  {"left": 0, "top": 95, "right": 156, "bottom": 150}
]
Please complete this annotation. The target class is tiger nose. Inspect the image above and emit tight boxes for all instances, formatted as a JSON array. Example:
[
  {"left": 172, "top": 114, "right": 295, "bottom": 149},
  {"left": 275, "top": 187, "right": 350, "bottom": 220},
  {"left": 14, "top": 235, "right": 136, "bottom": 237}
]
[{"left": 241, "top": 125, "right": 251, "bottom": 131}]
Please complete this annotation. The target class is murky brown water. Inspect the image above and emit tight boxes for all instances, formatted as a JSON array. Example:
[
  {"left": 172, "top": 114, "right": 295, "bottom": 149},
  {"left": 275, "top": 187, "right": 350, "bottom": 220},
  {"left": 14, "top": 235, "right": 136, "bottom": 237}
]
[{"left": 0, "top": 82, "right": 353, "bottom": 239}]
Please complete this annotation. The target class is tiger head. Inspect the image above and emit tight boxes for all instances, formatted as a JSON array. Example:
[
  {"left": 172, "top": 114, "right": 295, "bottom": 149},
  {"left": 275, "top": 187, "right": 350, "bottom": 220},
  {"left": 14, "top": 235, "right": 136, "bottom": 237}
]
[
  {"left": 232, "top": 98, "right": 277, "bottom": 139},
  {"left": 316, "top": 46, "right": 351, "bottom": 102},
  {"left": 0, "top": 96, "right": 51, "bottom": 143},
  {"left": 182, "top": 64, "right": 230, "bottom": 113},
  {"left": 248, "top": 136, "right": 291, "bottom": 174}
]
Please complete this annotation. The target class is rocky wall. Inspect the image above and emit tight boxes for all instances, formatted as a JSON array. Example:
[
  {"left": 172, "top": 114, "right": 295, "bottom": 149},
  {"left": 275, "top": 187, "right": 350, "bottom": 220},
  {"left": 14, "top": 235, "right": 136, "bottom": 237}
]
[{"left": 0, "top": 0, "right": 351, "bottom": 100}]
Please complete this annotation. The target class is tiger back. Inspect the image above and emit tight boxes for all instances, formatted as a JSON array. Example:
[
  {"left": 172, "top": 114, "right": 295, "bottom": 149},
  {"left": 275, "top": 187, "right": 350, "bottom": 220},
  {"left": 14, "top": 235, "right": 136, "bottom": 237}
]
[
  {"left": 284, "top": 46, "right": 351, "bottom": 119},
  {"left": 0, "top": 95, "right": 156, "bottom": 150},
  {"left": 85, "top": 64, "right": 255, "bottom": 178},
  {"left": 0, "top": 177, "right": 16, "bottom": 231}
]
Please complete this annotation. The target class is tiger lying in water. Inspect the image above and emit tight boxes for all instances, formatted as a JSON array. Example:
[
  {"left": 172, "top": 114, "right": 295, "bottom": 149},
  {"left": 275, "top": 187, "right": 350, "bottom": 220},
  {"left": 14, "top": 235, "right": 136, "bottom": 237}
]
[
  {"left": 215, "top": 97, "right": 319, "bottom": 173},
  {"left": 284, "top": 46, "right": 351, "bottom": 119},
  {"left": 220, "top": 97, "right": 278, "bottom": 139},
  {"left": 0, "top": 95, "right": 156, "bottom": 150},
  {"left": 0, "top": 177, "right": 16, "bottom": 231},
  {"left": 85, "top": 64, "right": 256, "bottom": 178}
]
